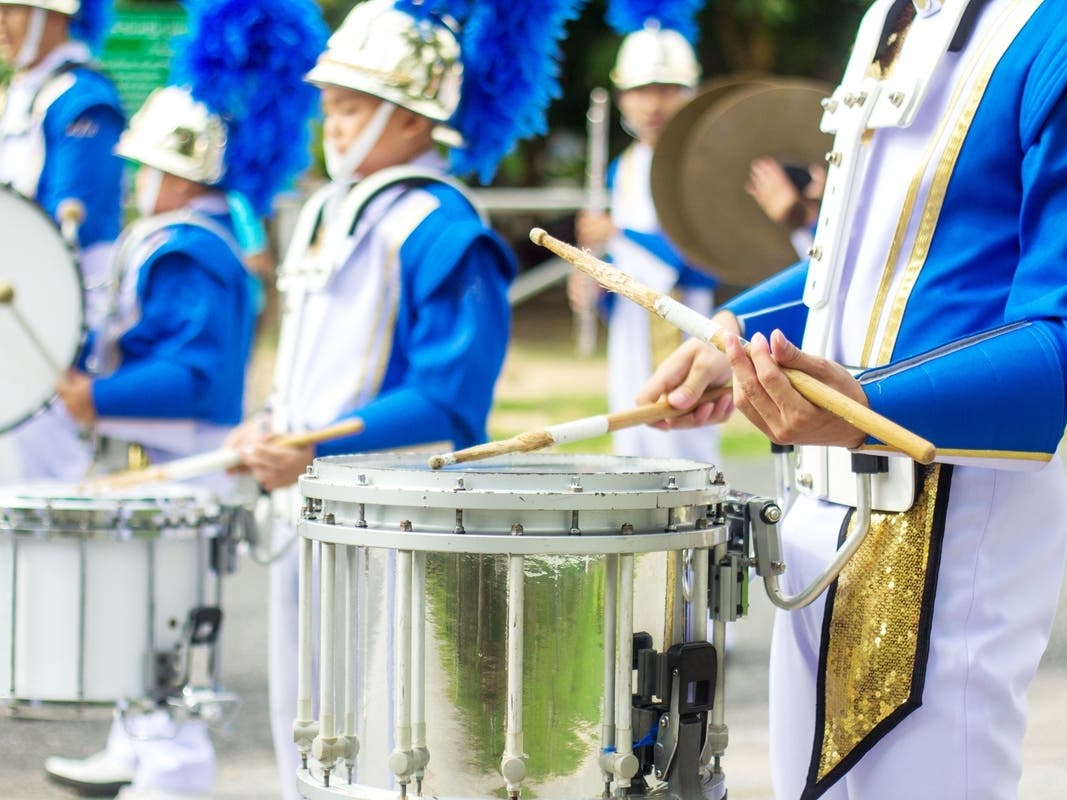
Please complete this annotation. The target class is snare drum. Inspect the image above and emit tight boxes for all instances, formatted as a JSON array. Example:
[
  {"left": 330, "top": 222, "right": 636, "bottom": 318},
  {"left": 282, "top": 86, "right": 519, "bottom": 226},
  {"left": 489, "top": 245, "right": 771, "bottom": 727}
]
[
  {"left": 295, "top": 453, "right": 730, "bottom": 800},
  {"left": 0, "top": 482, "right": 224, "bottom": 716}
]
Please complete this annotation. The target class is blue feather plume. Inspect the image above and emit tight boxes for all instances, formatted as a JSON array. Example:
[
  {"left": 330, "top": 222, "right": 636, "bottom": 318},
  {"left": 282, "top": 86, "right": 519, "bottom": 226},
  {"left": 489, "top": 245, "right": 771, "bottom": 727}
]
[
  {"left": 397, "top": 0, "right": 585, "bottom": 184},
  {"left": 169, "top": 0, "right": 328, "bottom": 216},
  {"left": 70, "top": 0, "right": 114, "bottom": 54},
  {"left": 606, "top": 0, "right": 704, "bottom": 42}
]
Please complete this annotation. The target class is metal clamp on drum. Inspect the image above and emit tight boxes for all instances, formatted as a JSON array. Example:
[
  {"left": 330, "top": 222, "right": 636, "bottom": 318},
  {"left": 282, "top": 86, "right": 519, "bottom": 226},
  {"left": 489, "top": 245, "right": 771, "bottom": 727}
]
[{"left": 294, "top": 453, "right": 731, "bottom": 800}]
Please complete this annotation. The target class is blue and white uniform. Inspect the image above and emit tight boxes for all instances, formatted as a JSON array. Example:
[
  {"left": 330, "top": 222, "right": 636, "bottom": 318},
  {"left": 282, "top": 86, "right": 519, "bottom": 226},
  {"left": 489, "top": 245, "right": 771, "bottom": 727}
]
[
  {"left": 267, "top": 150, "right": 515, "bottom": 800},
  {"left": 724, "top": 1, "right": 1067, "bottom": 797},
  {"left": 0, "top": 40, "right": 125, "bottom": 481},
  {"left": 604, "top": 141, "right": 721, "bottom": 464},
  {"left": 89, "top": 195, "right": 254, "bottom": 474},
  {"left": 85, "top": 194, "right": 255, "bottom": 796}
]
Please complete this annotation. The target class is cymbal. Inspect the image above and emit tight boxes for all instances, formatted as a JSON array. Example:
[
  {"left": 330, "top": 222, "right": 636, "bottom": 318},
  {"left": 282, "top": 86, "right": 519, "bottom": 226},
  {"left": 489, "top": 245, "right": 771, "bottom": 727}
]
[{"left": 651, "top": 76, "right": 833, "bottom": 286}]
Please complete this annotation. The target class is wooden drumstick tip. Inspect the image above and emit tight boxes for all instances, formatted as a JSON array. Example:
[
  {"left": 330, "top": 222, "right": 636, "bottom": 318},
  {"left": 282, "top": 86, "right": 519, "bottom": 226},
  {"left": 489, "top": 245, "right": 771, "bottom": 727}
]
[
  {"left": 0, "top": 282, "right": 14, "bottom": 304},
  {"left": 427, "top": 453, "right": 454, "bottom": 469},
  {"left": 529, "top": 227, "right": 549, "bottom": 246}
]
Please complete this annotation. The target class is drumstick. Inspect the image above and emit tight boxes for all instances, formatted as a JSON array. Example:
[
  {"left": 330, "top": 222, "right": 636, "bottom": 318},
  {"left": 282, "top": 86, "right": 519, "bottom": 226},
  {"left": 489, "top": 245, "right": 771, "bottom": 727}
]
[
  {"left": 90, "top": 417, "right": 366, "bottom": 490},
  {"left": 529, "top": 228, "right": 937, "bottom": 465},
  {"left": 0, "top": 280, "right": 64, "bottom": 374},
  {"left": 428, "top": 387, "right": 730, "bottom": 469}
]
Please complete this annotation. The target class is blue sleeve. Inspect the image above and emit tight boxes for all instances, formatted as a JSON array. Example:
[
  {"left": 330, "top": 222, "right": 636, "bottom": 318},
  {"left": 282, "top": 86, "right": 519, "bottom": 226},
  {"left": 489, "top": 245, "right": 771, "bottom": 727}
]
[
  {"left": 722, "top": 260, "right": 810, "bottom": 344},
  {"left": 619, "top": 228, "right": 682, "bottom": 269},
  {"left": 93, "top": 248, "right": 251, "bottom": 424},
  {"left": 38, "top": 73, "right": 124, "bottom": 248},
  {"left": 317, "top": 199, "right": 515, "bottom": 455},
  {"left": 860, "top": 321, "right": 1066, "bottom": 456},
  {"left": 618, "top": 229, "right": 718, "bottom": 290},
  {"left": 859, "top": 83, "right": 1067, "bottom": 459}
]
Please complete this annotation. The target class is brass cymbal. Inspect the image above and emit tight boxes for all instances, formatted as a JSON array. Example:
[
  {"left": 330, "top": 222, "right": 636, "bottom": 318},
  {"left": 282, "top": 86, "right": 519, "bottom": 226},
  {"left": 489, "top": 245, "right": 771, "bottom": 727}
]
[{"left": 651, "top": 76, "right": 833, "bottom": 286}]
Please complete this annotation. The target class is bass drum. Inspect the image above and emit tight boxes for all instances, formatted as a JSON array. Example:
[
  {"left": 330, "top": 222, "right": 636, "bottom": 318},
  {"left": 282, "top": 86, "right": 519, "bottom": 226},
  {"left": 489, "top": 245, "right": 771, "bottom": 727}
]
[{"left": 0, "top": 185, "right": 85, "bottom": 434}]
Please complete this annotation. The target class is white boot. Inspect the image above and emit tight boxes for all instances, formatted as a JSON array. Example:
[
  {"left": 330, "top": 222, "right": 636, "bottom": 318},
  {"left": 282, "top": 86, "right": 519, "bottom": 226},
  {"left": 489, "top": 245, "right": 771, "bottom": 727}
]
[{"left": 44, "top": 749, "right": 135, "bottom": 797}]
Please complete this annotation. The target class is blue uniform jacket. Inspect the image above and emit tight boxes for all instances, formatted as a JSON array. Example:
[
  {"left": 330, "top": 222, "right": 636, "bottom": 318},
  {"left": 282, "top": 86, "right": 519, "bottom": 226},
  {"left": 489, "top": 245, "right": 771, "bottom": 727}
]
[
  {"left": 92, "top": 214, "right": 255, "bottom": 426},
  {"left": 37, "top": 65, "right": 125, "bottom": 249},
  {"left": 316, "top": 182, "right": 517, "bottom": 456},
  {"left": 724, "top": 3, "right": 1067, "bottom": 461}
]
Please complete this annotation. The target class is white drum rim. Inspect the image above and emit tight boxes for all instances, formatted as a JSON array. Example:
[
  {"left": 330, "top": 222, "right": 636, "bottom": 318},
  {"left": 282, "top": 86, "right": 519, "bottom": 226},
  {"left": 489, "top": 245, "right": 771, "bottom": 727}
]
[
  {"left": 303, "top": 452, "right": 724, "bottom": 512},
  {"left": 301, "top": 516, "right": 726, "bottom": 555},
  {"left": 0, "top": 185, "right": 86, "bottom": 434},
  {"left": 0, "top": 480, "right": 223, "bottom": 539}
]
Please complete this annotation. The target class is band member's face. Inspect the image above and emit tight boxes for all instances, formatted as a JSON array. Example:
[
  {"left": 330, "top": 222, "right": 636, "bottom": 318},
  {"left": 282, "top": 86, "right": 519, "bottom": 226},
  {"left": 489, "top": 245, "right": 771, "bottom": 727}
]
[
  {"left": 320, "top": 84, "right": 431, "bottom": 178},
  {"left": 617, "top": 83, "right": 691, "bottom": 146},
  {"left": 0, "top": 5, "right": 33, "bottom": 63}
]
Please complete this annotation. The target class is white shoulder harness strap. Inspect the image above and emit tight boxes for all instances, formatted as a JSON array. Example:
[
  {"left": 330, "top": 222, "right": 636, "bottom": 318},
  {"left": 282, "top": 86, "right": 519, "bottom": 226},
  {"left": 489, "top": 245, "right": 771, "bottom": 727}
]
[{"left": 277, "top": 165, "right": 485, "bottom": 295}]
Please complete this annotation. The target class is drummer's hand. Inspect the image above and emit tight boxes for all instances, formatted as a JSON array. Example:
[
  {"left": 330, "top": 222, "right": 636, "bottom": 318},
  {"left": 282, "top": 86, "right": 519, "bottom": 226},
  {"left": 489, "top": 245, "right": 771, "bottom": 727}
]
[
  {"left": 575, "top": 210, "right": 616, "bottom": 252},
  {"left": 241, "top": 439, "right": 315, "bottom": 492},
  {"left": 637, "top": 335, "right": 735, "bottom": 430},
  {"left": 727, "top": 329, "right": 867, "bottom": 449},
  {"left": 56, "top": 369, "right": 96, "bottom": 425},
  {"left": 222, "top": 418, "right": 270, "bottom": 475}
]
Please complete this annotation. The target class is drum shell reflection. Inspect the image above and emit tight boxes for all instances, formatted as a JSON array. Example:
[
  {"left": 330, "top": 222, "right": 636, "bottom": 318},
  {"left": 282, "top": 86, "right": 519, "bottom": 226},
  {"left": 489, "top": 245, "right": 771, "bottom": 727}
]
[{"left": 298, "top": 453, "right": 729, "bottom": 799}]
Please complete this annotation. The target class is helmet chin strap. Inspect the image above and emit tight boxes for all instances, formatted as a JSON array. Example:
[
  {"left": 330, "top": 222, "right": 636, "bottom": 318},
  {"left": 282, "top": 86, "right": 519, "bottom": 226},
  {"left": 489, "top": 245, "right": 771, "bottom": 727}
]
[
  {"left": 324, "top": 100, "right": 396, "bottom": 183},
  {"left": 13, "top": 7, "right": 47, "bottom": 69},
  {"left": 135, "top": 166, "right": 165, "bottom": 217}
]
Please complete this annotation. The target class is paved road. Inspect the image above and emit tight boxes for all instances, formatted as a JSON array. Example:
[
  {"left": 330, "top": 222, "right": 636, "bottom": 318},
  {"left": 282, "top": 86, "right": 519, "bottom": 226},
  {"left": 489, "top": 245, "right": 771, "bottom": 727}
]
[{"left": 1, "top": 455, "right": 1064, "bottom": 799}]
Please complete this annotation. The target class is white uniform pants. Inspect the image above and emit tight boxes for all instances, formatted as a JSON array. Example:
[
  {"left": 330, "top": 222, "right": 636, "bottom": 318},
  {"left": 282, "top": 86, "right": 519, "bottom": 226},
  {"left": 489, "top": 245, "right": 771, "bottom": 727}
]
[
  {"left": 269, "top": 519, "right": 303, "bottom": 800},
  {"left": 102, "top": 710, "right": 214, "bottom": 794},
  {"left": 769, "top": 459, "right": 1067, "bottom": 799}
]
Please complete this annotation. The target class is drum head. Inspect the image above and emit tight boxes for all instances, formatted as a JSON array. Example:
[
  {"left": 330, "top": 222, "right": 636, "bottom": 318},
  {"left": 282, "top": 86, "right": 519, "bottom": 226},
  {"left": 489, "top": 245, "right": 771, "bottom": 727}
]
[{"left": 0, "top": 187, "right": 85, "bottom": 433}]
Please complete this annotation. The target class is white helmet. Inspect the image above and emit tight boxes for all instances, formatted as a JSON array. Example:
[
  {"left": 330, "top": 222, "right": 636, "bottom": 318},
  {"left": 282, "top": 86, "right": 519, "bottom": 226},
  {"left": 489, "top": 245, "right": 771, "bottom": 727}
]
[
  {"left": 0, "top": 1, "right": 79, "bottom": 12},
  {"left": 306, "top": 0, "right": 462, "bottom": 129},
  {"left": 115, "top": 86, "right": 228, "bottom": 186},
  {"left": 610, "top": 23, "right": 701, "bottom": 91}
]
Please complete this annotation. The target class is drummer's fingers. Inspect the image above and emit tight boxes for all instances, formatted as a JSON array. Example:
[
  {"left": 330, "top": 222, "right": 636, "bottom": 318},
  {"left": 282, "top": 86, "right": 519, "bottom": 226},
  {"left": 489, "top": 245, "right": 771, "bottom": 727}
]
[
  {"left": 657, "top": 390, "right": 736, "bottom": 431},
  {"left": 641, "top": 339, "right": 720, "bottom": 408},
  {"left": 725, "top": 333, "right": 780, "bottom": 434}
]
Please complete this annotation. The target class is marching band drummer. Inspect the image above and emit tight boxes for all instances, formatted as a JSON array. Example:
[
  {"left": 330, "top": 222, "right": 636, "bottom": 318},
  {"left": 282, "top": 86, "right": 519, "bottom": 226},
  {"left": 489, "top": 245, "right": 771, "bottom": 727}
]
[
  {"left": 638, "top": 1, "right": 1067, "bottom": 798},
  {"left": 568, "top": 0, "right": 729, "bottom": 465},
  {"left": 43, "top": 1, "right": 326, "bottom": 798},
  {"left": 221, "top": 0, "right": 579, "bottom": 794},
  {"left": 0, "top": 0, "right": 124, "bottom": 480}
]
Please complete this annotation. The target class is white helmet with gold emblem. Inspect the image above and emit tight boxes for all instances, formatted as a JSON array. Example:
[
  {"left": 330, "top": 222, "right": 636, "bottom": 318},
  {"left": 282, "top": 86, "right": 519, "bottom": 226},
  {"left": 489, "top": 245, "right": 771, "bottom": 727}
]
[
  {"left": 611, "top": 23, "right": 701, "bottom": 90},
  {"left": 309, "top": 0, "right": 582, "bottom": 184},
  {"left": 606, "top": 0, "right": 704, "bottom": 91},
  {"left": 0, "top": 0, "right": 79, "bottom": 12},
  {"left": 305, "top": 0, "right": 462, "bottom": 137},
  {"left": 115, "top": 86, "right": 227, "bottom": 186}
]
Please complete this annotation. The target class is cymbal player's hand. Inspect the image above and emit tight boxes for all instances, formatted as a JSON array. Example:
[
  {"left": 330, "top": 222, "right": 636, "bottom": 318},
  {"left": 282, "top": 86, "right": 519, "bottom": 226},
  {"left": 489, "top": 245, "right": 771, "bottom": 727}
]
[
  {"left": 746, "top": 156, "right": 802, "bottom": 228},
  {"left": 241, "top": 438, "right": 315, "bottom": 492},
  {"left": 637, "top": 336, "right": 735, "bottom": 429},
  {"left": 575, "top": 210, "right": 616, "bottom": 253},
  {"left": 727, "top": 329, "right": 867, "bottom": 449},
  {"left": 56, "top": 369, "right": 96, "bottom": 425}
]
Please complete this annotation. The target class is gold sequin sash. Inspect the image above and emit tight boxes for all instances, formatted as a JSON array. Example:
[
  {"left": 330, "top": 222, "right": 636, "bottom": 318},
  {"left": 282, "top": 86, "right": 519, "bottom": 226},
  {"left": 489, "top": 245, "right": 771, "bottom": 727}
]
[{"left": 802, "top": 463, "right": 953, "bottom": 799}]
